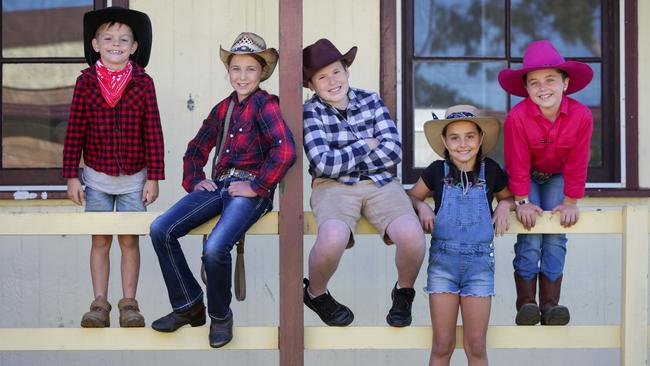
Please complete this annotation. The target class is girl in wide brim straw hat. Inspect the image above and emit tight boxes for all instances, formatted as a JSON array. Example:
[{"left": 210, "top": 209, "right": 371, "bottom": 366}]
[
  {"left": 409, "top": 105, "right": 515, "bottom": 366},
  {"left": 498, "top": 39, "right": 594, "bottom": 328},
  {"left": 150, "top": 31, "right": 295, "bottom": 348}
]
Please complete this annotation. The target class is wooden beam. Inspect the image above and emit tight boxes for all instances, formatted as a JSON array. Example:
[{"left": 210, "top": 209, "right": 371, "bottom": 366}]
[
  {"left": 0, "top": 327, "right": 277, "bottom": 351},
  {"left": 380, "top": 0, "right": 397, "bottom": 118},
  {"left": 304, "top": 325, "right": 620, "bottom": 349},
  {"left": 278, "top": 0, "right": 304, "bottom": 365},
  {"left": 621, "top": 204, "right": 648, "bottom": 365}
]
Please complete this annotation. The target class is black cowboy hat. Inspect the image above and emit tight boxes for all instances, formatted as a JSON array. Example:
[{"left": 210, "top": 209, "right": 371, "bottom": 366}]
[
  {"left": 83, "top": 6, "right": 152, "bottom": 67},
  {"left": 302, "top": 38, "right": 357, "bottom": 87}
]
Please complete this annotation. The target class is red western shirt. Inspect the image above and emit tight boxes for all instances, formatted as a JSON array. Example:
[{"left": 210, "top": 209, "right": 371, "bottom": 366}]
[
  {"left": 182, "top": 89, "right": 296, "bottom": 197},
  {"left": 504, "top": 96, "right": 593, "bottom": 199},
  {"left": 62, "top": 64, "right": 165, "bottom": 180}
]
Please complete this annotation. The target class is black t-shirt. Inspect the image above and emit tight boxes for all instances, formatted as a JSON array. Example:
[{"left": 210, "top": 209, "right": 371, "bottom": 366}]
[{"left": 420, "top": 158, "right": 509, "bottom": 215}]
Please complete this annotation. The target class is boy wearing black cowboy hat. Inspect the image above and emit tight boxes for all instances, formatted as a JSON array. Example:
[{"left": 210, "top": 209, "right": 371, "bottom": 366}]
[
  {"left": 62, "top": 6, "right": 164, "bottom": 328},
  {"left": 302, "top": 38, "right": 426, "bottom": 327}
]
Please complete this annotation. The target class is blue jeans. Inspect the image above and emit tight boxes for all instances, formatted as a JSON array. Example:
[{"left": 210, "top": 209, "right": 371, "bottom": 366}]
[
  {"left": 150, "top": 178, "right": 272, "bottom": 319},
  {"left": 513, "top": 174, "right": 567, "bottom": 282}
]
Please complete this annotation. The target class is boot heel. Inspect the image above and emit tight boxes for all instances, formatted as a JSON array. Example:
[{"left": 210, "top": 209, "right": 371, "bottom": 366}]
[{"left": 190, "top": 314, "right": 206, "bottom": 327}]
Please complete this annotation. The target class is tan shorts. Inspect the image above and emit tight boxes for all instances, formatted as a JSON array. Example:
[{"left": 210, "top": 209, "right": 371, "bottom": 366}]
[{"left": 310, "top": 178, "right": 417, "bottom": 247}]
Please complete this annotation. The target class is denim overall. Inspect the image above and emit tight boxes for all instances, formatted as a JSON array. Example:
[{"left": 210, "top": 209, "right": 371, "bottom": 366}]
[{"left": 425, "top": 161, "right": 496, "bottom": 297}]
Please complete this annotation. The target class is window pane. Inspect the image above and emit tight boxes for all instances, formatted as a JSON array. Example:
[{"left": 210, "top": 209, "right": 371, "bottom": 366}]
[
  {"left": 2, "top": 63, "right": 84, "bottom": 168},
  {"left": 509, "top": 63, "right": 602, "bottom": 168},
  {"left": 414, "top": 0, "right": 504, "bottom": 57},
  {"left": 412, "top": 61, "right": 507, "bottom": 167},
  {"left": 2, "top": 1, "right": 92, "bottom": 58},
  {"left": 510, "top": 0, "right": 601, "bottom": 57}
]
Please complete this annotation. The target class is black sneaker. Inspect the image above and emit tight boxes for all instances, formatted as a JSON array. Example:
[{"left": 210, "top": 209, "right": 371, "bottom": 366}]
[
  {"left": 386, "top": 282, "right": 415, "bottom": 327},
  {"left": 303, "top": 278, "right": 354, "bottom": 326}
]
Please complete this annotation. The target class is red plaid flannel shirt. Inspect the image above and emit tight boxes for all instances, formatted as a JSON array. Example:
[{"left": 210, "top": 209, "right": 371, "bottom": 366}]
[
  {"left": 62, "top": 64, "right": 165, "bottom": 180},
  {"left": 182, "top": 89, "right": 296, "bottom": 197}
]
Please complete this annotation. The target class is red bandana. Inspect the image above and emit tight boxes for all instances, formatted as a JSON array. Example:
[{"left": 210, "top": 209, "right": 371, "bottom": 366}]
[{"left": 95, "top": 60, "right": 134, "bottom": 108}]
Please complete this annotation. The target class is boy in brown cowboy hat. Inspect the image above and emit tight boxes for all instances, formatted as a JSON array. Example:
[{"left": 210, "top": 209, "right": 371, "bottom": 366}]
[
  {"left": 63, "top": 6, "right": 163, "bottom": 328},
  {"left": 498, "top": 39, "right": 594, "bottom": 326},
  {"left": 150, "top": 32, "right": 296, "bottom": 348},
  {"left": 302, "top": 38, "right": 426, "bottom": 327}
]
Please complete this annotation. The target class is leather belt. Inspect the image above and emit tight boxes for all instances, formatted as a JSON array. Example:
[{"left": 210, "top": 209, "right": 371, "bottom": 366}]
[{"left": 216, "top": 167, "right": 256, "bottom": 181}]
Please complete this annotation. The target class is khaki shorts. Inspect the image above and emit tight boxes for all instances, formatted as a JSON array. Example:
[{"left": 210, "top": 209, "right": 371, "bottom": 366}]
[{"left": 310, "top": 178, "right": 417, "bottom": 247}]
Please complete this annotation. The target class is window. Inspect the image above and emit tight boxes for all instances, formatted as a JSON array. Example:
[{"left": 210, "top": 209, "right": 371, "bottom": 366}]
[
  {"left": 401, "top": 0, "right": 620, "bottom": 185},
  {"left": 0, "top": 0, "right": 124, "bottom": 197}
]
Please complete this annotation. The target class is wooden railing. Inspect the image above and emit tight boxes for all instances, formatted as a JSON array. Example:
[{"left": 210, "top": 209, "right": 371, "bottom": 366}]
[{"left": 0, "top": 206, "right": 647, "bottom": 365}]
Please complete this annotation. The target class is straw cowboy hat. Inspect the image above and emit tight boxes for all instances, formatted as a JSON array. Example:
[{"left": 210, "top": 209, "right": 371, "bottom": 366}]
[
  {"left": 302, "top": 38, "right": 357, "bottom": 87},
  {"left": 423, "top": 105, "right": 501, "bottom": 157},
  {"left": 219, "top": 32, "right": 279, "bottom": 82},
  {"left": 83, "top": 6, "right": 152, "bottom": 67},
  {"left": 498, "top": 40, "right": 593, "bottom": 97}
]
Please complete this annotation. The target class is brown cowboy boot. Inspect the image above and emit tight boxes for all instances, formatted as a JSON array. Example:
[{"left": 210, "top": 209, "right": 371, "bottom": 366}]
[
  {"left": 80, "top": 296, "right": 111, "bottom": 327},
  {"left": 539, "top": 273, "right": 570, "bottom": 325},
  {"left": 118, "top": 298, "right": 145, "bottom": 327},
  {"left": 514, "top": 273, "right": 540, "bottom": 325}
]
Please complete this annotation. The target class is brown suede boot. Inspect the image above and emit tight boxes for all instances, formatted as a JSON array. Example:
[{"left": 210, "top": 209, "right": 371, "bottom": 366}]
[
  {"left": 118, "top": 298, "right": 145, "bottom": 327},
  {"left": 514, "top": 273, "right": 540, "bottom": 325},
  {"left": 81, "top": 296, "right": 111, "bottom": 328},
  {"left": 539, "top": 273, "right": 570, "bottom": 325}
]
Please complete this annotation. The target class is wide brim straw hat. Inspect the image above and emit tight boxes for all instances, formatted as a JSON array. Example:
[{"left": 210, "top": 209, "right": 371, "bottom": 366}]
[
  {"left": 423, "top": 105, "right": 501, "bottom": 157},
  {"left": 498, "top": 40, "right": 593, "bottom": 97},
  {"left": 219, "top": 32, "right": 279, "bottom": 82},
  {"left": 83, "top": 6, "right": 152, "bottom": 67},
  {"left": 302, "top": 38, "right": 357, "bottom": 87}
]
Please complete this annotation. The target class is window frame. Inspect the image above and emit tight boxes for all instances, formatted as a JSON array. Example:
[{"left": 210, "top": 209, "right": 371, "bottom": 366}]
[
  {"left": 394, "top": 0, "right": 645, "bottom": 195},
  {"left": 0, "top": 0, "right": 128, "bottom": 199}
]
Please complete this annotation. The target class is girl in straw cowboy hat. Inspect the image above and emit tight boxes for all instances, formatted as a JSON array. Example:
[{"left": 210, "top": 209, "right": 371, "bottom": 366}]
[
  {"left": 408, "top": 105, "right": 515, "bottom": 366},
  {"left": 498, "top": 40, "right": 593, "bottom": 327},
  {"left": 149, "top": 32, "right": 296, "bottom": 348}
]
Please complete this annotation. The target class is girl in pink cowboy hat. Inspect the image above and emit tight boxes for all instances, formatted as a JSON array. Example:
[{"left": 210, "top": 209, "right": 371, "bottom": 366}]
[{"left": 498, "top": 39, "right": 594, "bottom": 326}]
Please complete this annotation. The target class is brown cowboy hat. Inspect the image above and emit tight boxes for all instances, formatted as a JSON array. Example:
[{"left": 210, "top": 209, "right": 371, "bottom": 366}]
[
  {"left": 423, "top": 105, "right": 501, "bottom": 157},
  {"left": 219, "top": 32, "right": 279, "bottom": 82},
  {"left": 83, "top": 6, "right": 152, "bottom": 67},
  {"left": 302, "top": 38, "right": 357, "bottom": 87}
]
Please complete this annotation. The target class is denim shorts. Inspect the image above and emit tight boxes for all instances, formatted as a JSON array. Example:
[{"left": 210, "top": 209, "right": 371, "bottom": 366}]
[
  {"left": 424, "top": 241, "right": 495, "bottom": 297},
  {"left": 85, "top": 186, "right": 146, "bottom": 212}
]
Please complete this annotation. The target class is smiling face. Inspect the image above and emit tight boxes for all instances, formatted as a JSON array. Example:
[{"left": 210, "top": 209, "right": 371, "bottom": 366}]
[
  {"left": 524, "top": 68, "right": 569, "bottom": 118},
  {"left": 91, "top": 22, "right": 138, "bottom": 71},
  {"left": 441, "top": 120, "right": 483, "bottom": 168},
  {"left": 228, "top": 54, "right": 265, "bottom": 102},
  {"left": 307, "top": 60, "right": 350, "bottom": 110}
]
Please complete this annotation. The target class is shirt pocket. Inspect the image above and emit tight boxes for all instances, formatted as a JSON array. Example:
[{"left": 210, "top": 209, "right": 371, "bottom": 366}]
[{"left": 555, "top": 138, "right": 576, "bottom": 162}]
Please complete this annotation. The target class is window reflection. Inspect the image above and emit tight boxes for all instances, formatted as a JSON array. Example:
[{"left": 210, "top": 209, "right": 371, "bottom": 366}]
[
  {"left": 2, "top": 0, "right": 92, "bottom": 58},
  {"left": 414, "top": 0, "right": 504, "bottom": 57},
  {"left": 510, "top": 0, "right": 601, "bottom": 57},
  {"left": 2, "top": 63, "right": 84, "bottom": 168},
  {"left": 413, "top": 61, "right": 507, "bottom": 167}
]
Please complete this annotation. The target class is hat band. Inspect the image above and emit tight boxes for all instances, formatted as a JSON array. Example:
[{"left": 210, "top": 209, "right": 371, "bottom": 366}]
[
  {"left": 446, "top": 111, "right": 477, "bottom": 119},
  {"left": 231, "top": 45, "right": 262, "bottom": 53}
]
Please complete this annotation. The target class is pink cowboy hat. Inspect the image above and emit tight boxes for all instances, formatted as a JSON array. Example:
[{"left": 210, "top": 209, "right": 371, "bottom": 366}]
[{"left": 498, "top": 40, "right": 593, "bottom": 97}]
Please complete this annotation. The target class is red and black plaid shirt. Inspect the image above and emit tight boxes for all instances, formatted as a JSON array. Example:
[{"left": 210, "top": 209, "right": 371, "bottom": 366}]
[
  {"left": 182, "top": 89, "right": 296, "bottom": 197},
  {"left": 62, "top": 64, "right": 165, "bottom": 180}
]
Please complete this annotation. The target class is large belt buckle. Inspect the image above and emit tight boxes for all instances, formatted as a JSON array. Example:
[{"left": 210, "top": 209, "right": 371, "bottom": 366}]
[{"left": 228, "top": 167, "right": 236, "bottom": 177}]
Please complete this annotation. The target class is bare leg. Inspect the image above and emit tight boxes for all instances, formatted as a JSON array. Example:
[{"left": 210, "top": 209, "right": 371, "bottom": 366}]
[
  {"left": 460, "top": 296, "right": 491, "bottom": 366},
  {"left": 307, "top": 219, "right": 351, "bottom": 296},
  {"left": 90, "top": 234, "right": 112, "bottom": 299},
  {"left": 386, "top": 214, "right": 426, "bottom": 288},
  {"left": 118, "top": 234, "right": 140, "bottom": 299},
  {"left": 429, "top": 293, "right": 460, "bottom": 366}
]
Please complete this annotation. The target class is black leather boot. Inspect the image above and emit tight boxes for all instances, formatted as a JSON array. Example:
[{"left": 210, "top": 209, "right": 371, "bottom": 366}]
[
  {"left": 209, "top": 309, "right": 233, "bottom": 348},
  {"left": 151, "top": 301, "right": 206, "bottom": 332}
]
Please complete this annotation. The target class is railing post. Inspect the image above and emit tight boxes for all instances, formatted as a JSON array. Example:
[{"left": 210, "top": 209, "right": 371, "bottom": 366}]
[
  {"left": 278, "top": 1, "right": 304, "bottom": 365},
  {"left": 621, "top": 203, "right": 648, "bottom": 366}
]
